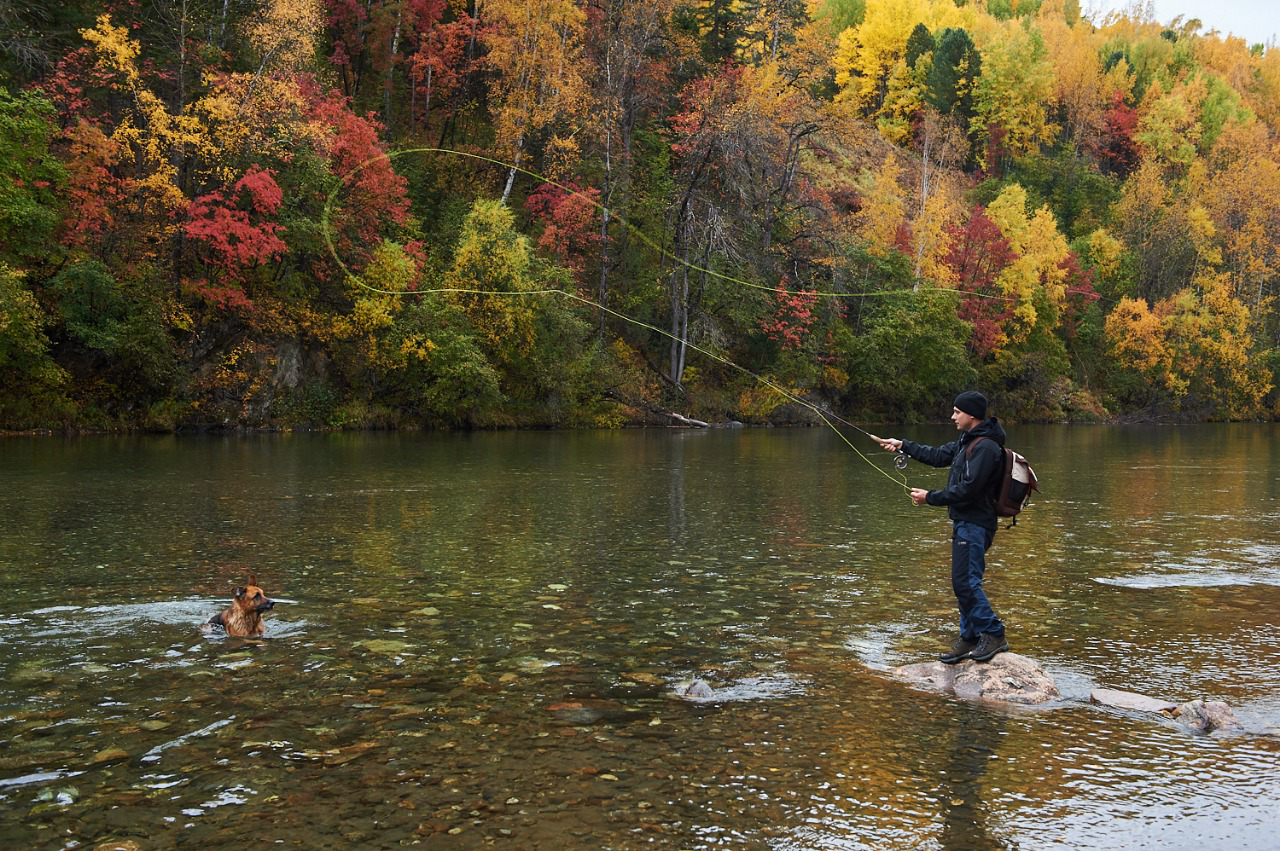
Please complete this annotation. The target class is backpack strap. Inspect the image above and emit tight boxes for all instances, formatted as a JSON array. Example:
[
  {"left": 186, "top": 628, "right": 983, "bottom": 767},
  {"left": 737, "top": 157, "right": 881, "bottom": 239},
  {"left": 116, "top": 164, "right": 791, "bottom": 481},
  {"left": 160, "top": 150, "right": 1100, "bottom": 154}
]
[{"left": 965, "top": 435, "right": 1005, "bottom": 504}]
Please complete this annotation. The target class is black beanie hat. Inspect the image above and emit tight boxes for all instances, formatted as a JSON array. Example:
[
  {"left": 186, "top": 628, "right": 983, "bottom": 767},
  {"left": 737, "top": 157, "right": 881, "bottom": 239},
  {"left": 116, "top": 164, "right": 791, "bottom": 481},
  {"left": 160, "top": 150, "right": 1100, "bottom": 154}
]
[{"left": 953, "top": 391, "right": 988, "bottom": 420}]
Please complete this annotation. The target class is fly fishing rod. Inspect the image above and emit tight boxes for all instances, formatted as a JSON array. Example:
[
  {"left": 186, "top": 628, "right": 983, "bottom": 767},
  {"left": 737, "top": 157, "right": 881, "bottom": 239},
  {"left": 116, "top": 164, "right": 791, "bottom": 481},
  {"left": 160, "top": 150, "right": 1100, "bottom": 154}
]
[{"left": 811, "top": 406, "right": 910, "bottom": 471}]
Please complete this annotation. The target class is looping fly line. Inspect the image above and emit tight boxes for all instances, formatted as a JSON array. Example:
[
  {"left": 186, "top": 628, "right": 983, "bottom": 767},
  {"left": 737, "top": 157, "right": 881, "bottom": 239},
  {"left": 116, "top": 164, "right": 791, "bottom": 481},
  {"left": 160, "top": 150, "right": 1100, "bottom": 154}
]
[
  {"left": 322, "top": 146, "right": 1026, "bottom": 305},
  {"left": 320, "top": 147, "right": 974, "bottom": 494}
]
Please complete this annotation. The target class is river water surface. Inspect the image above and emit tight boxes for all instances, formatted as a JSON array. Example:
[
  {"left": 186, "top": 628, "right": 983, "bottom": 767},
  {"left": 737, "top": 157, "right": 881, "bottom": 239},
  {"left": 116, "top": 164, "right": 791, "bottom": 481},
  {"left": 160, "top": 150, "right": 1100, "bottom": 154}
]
[{"left": 1, "top": 426, "right": 1278, "bottom": 848}]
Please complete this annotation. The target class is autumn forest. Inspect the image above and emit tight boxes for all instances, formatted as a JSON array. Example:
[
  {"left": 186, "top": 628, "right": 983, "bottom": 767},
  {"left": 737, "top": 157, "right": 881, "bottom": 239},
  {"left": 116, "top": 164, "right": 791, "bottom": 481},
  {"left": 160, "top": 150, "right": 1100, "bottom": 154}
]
[{"left": 1, "top": 0, "right": 1278, "bottom": 430}]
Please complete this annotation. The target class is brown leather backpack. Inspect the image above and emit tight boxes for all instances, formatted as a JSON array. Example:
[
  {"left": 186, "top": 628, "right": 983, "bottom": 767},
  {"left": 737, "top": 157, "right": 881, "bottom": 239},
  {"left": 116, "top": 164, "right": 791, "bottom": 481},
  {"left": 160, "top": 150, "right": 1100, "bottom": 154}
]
[{"left": 966, "top": 437, "right": 1039, "bottom": 527}]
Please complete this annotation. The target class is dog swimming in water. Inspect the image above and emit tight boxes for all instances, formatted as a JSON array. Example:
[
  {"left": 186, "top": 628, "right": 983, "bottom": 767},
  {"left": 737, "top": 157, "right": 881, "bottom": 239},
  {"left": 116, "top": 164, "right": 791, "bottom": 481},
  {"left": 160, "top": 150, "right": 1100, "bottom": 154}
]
[{"left": 203, "top": 575, "right": 275, "bottom": 637}]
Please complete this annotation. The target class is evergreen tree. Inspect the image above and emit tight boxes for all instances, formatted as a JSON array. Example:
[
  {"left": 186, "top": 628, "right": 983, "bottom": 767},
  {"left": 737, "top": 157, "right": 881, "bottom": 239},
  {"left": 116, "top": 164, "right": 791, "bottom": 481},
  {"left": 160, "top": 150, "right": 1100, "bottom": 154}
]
[
  {"left": 696, "top": 0, "right": 746, "bottom": 62},
  {"left": 903, "top": 22, "right": 933, "bottom": 69},
  {"left": 926, "top": 28, "right": 980, "bottom": 127}
]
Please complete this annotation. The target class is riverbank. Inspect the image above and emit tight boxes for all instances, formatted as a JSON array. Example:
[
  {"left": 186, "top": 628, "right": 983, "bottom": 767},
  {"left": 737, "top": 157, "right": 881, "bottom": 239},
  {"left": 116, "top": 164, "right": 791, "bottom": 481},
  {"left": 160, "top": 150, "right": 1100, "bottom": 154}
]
[{"left": 3, "top": 407, "right": 1272, "bottom": 437}]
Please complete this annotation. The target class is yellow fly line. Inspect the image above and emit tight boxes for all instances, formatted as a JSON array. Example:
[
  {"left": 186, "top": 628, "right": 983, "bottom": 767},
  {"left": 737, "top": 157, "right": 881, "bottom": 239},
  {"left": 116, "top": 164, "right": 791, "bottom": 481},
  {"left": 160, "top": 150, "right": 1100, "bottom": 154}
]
[
  {"left": 321, "top": 146, "right": 1022, "bottom": 304},
  {"left": 320, "top": 146, "right": 1028, "bottom": 494}
]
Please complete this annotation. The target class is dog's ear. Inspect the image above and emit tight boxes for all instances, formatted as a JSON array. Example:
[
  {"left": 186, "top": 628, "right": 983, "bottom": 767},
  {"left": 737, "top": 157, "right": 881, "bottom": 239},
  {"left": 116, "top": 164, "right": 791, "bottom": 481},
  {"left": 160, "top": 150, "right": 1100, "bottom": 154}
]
[
  {"left": 247, "top": 574, "right": 258, "bottom": 588},
  {"left": 233, "top": 586, "right": 246, "bottom": 599}
]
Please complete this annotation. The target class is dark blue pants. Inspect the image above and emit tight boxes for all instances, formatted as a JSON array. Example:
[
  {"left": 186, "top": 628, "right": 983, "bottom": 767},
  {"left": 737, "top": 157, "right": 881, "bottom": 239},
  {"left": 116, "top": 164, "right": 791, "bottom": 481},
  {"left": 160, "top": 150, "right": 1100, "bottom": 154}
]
[{"left": 952, "top": 521, "right": 1004, "bottom": 641}]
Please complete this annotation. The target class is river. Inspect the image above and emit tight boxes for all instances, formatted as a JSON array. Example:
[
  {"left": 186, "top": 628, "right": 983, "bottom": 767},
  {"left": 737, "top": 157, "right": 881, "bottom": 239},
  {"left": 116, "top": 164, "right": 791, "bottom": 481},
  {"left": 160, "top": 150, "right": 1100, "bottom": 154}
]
[{"left": 1, "top": 425, "right": 1278, "bottom": 848}]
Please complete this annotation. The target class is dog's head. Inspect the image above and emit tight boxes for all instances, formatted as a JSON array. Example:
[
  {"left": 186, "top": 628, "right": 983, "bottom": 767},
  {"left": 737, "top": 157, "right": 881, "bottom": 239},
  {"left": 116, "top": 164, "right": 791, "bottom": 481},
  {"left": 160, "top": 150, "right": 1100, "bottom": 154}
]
[{"left": 232, "top": 574, "right": 275, "bottom": 614}]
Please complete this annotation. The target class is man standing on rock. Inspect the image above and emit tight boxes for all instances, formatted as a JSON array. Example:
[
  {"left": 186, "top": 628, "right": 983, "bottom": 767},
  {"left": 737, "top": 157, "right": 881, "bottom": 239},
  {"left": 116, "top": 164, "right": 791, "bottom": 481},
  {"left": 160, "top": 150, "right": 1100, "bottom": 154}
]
[{"left": 877, "top": 391, "right": 1009, "bottom": 664}]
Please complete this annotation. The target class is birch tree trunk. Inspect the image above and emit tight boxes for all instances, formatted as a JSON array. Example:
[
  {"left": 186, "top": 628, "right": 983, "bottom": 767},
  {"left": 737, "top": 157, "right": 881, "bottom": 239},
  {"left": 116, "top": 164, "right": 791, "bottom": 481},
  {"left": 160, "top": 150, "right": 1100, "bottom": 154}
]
[
  {"left": 914, "top": 125, "right": 932, "bottom": 291},
  {"left": 597, "top": 50, "right": 614, "bottom": 339},
  {"left": 384, "top": 5, "right": 403, "bottom": 132},
  {"left": 669, "top": 226, "right": 690, "bottom": 387},
  {"left": 501, "top": 141, "right": 523, "bottom": 204}
]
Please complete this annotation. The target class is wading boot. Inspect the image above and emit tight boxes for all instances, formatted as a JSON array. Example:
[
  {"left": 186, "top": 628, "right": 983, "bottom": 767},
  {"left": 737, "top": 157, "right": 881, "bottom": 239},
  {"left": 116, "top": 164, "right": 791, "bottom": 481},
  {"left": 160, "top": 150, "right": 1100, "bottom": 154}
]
[
  {"left": 970, "top": 633, "right": 1010, "bottom": 663},
  {"left": 940, "top": 636, "right": 977, "bottom": 664}
]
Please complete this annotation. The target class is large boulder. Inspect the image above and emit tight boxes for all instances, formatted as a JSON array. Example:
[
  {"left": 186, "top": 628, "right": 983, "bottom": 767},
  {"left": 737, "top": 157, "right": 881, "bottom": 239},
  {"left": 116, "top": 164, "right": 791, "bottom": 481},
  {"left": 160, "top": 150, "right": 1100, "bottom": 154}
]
[{"left": 892, "top": 652, "right": 1059, "bottom": 704}]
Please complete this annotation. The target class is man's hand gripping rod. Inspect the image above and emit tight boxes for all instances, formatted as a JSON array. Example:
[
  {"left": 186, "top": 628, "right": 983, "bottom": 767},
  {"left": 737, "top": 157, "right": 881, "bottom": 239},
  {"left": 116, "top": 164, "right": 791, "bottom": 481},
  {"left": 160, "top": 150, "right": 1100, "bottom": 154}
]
[{"left": 814, "top": 408, "right": 910, "bottom": 471}]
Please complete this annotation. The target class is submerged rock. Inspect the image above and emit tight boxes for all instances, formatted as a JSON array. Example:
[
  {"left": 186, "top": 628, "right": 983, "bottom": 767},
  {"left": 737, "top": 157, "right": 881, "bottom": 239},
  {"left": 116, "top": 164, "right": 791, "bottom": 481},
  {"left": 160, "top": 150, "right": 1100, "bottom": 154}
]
[
  {"left": 621, "top": 672, "right": 665, "bottom": 687},
  {"left": 1174, "top": 699, "right": 1242, "bottom": 734},
  {"left": 89, "top": 748, "right": 130, "bottom": 766},
  {"left": 0, "top": 751, "right": 76, "bottom": 770},
  {"left": 545, "top": 699, "right": 641, "bottom": 725},
  {"left": 892, "top": 653, "right": 1059, "bottom": 705},
  {"left": 356, "top": 639, "right": 410, "bottom": 655}
]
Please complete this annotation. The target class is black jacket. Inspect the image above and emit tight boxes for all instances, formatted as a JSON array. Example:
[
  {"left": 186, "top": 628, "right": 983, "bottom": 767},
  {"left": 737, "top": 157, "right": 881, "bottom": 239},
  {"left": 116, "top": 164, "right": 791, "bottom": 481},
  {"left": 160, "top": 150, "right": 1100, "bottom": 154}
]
[{"left": 901, "top": 417, "right": 1006, "bottom": 530}]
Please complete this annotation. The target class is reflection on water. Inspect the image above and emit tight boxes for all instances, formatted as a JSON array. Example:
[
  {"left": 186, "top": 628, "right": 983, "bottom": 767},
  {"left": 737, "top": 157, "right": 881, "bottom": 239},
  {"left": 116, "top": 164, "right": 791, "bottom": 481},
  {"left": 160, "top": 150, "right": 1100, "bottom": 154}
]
[{"left": 1, "top": 426, "right": 1279, "bottom": 848}]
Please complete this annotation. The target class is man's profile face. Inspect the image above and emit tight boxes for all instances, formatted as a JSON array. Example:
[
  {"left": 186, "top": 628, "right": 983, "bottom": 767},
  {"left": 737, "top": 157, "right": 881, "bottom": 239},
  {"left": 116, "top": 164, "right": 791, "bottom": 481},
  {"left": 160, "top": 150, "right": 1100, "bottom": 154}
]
[{"left": 952, "top": 407, "right": 980, "bottom": 431}]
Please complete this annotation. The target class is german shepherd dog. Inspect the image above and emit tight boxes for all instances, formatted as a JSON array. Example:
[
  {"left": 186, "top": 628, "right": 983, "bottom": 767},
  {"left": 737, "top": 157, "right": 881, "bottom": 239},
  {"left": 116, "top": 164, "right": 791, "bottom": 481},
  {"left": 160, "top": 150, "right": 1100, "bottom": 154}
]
[{"left": 203, "top": 575, "right": 275, "bottom": 637}]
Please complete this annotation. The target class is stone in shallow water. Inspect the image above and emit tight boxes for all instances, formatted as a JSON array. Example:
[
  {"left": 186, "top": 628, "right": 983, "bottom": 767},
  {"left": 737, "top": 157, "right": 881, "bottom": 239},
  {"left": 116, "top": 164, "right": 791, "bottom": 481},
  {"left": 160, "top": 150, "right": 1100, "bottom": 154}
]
[
  {"left": 891, "top": 653, "right": 1059, "bottom": 704},
  {"left": 671, "top": 679, "right": 715, "bottom": 699},
  {"left": 356, "top": 639, "right": 410, "bottom": 654},
  {"left": 1174, "top": 699, "right": 1242, "bottom": 734},
  {"left": 546, "top": 699, "right": 642, "bottom": 724},
  {"left": 1090, "top": 690, "right": 1240, "bottom": 734},
  {"left": 1090, "top": 688, "right": 1177, "bottom": 714},
  {"left": 0, "top": 750, "right": 76, "bottom": 770},
  {"left": 11, "top": 663, "right": 56, "bottom": 684},
  {"left": 90, "top": 748, "right": 130, "bottom": 766}
]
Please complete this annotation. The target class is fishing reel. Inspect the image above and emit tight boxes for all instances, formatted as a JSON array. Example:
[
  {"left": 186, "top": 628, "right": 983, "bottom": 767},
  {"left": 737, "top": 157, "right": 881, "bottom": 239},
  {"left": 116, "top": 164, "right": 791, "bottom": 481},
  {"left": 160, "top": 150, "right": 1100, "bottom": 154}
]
[{"left": 894, "top": 452, "right": 909, "bottom": 471}]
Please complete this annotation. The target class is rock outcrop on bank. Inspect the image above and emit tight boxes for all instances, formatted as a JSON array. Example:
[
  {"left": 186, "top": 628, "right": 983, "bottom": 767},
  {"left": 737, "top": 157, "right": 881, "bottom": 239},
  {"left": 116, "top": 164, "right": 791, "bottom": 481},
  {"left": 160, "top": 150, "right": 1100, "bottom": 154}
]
[{"left": 891, "top": 653, "right": 1060, "bottom": 705}]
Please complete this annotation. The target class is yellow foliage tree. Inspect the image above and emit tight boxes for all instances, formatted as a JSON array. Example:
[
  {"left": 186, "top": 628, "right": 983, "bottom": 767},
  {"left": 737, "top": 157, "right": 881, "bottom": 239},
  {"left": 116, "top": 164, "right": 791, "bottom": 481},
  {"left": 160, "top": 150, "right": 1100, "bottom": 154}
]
[
  {"left": 1086, "top": 227, "right": 1124, "bottom": 280},
  {"left": 913, "top": 178, "right": 960, "bottom": 286},
  {"left": 1253, "top": 41, "right": 1280, "bottom": 127},
  {"left": 190, "top": 74, "right": 326, "bottom": 188},
  {"left": 79, "top": 14, "right": 199, "bottom": 247},
  {"left": 1136, "top": 76, "right": 1205, "bottom": 174},
  {"left": 1105, "top": 277, "right": 1271, "bottom": 417},
  {"left": 1191, "top": 31, "right": 1260, "bottom": 114},
  {"left": 328, "top": 241, "right": 433, "bottom": 384},
  {"left": 833, "top": 0, "right": 928, "bottom": 112},
  {"left": 483, "top": 0, "right": 590, "bottom": 201},
  {"left": 854, "top": 154, "right": 906, "bottom": 258},
  {"left": 972, "top": 21, "right": 1057, "bottom": 161},
  {"left": 1037, "top": 3, "right": 1130, "bottom": 153},
  {"left": 984, "top": 183, "right": 1071, "bottom": 345},
  {"left": 1105, "top": 295, "right": 1177, "bottom": 394},
  {"left": 446, "top": 200, "right": 541, "bottom": 366},
  {"left": 876, "top": 55, "right": 925, "bottom": 144},
  {"left": 247, "top": 0, "right": 324, "bottom": 77},
  {"left": 1197, "top": 120, "right": 1280, "bottom": 309},
  {"left": 985, "top": 183, "right": 1031, "bottom": 254},
  {"left": 1162, "top": 273, "right": 1271, "bottom": 417}
]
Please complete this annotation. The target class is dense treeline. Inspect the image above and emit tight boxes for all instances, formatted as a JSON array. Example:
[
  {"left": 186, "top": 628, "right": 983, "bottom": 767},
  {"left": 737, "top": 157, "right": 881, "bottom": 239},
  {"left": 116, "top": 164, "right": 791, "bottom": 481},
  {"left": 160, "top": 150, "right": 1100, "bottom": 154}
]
[{"left": 1, "top": 0, "right": 1278, "bottom": 429}]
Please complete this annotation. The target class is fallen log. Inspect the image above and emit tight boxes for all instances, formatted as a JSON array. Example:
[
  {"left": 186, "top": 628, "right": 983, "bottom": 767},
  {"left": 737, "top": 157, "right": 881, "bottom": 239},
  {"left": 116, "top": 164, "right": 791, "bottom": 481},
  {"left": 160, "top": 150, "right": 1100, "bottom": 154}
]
[{"left": 665, "top": 411, "right": 709, "bottom": 428}]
